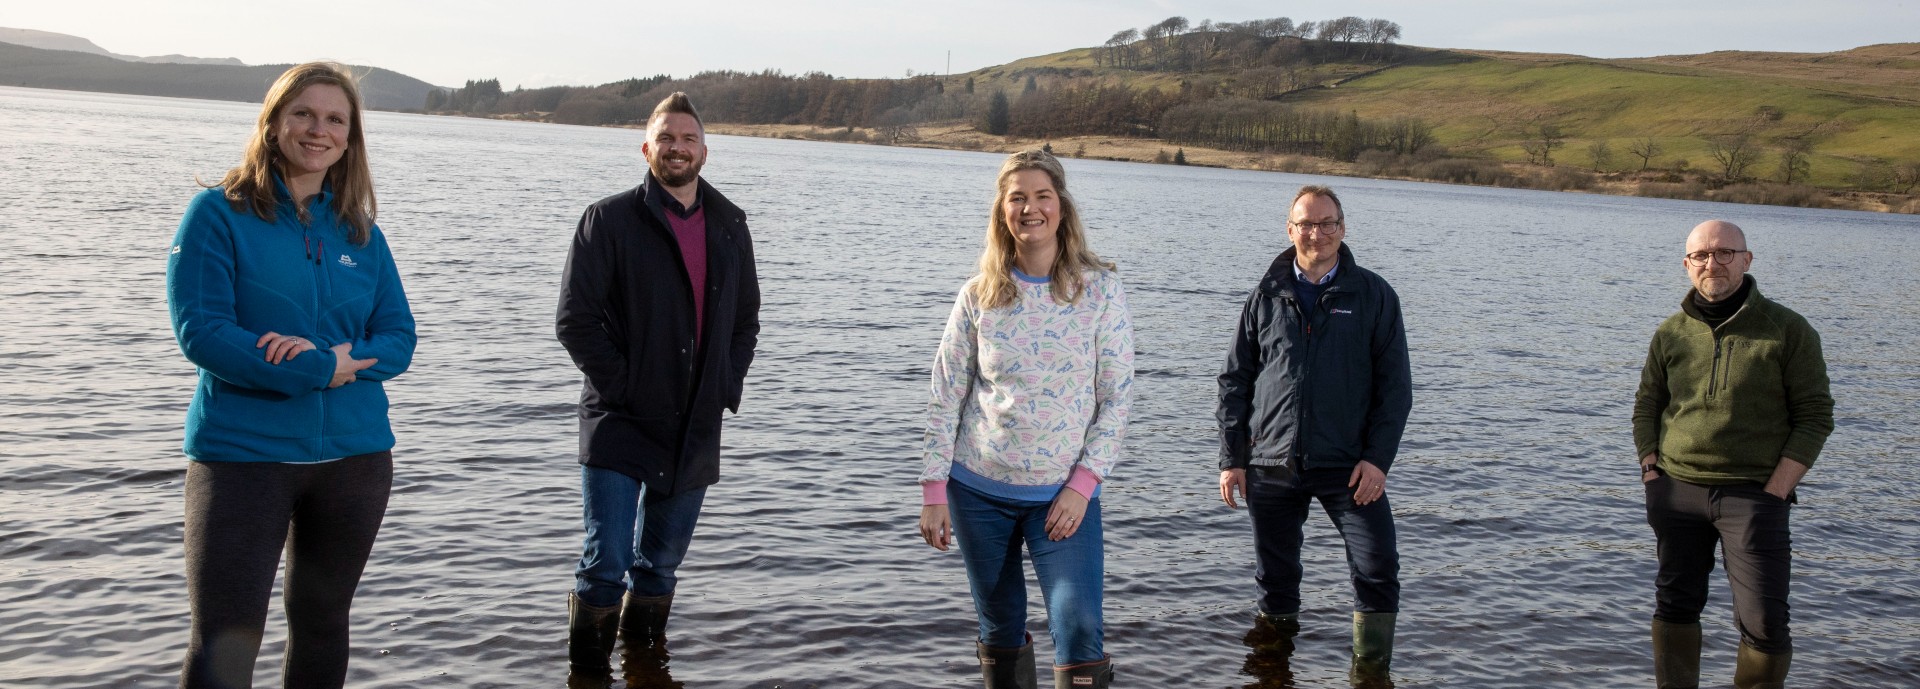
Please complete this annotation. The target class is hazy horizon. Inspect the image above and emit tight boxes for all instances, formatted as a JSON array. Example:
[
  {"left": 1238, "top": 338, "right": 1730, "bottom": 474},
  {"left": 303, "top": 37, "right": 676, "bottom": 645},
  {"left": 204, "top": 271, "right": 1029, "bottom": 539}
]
[{"left": 8, "top": 1, "right": 1917, "bottom": 89}]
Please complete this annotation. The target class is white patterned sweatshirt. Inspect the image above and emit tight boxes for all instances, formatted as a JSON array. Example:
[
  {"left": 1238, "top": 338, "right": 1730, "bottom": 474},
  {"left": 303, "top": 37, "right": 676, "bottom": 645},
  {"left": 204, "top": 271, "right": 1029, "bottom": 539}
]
[{"left": 920, "top": 268, "right": 1134, "bottom": 505}]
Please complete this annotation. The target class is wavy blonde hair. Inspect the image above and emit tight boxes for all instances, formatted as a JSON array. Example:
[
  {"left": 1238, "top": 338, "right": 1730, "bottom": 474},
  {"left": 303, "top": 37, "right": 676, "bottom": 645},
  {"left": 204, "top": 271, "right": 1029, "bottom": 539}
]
[
  {"left": 207, "top": 61, "right": 376, "bottom": 245},
  {"left": 973, "top": 149, "right": 1115, "bottom": 309}
]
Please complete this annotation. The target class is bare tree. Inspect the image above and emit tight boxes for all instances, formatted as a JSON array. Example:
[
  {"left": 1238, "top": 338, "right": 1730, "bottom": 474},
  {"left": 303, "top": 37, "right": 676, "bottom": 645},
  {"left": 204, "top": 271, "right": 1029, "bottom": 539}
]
[
  {"left": 1705, "top": 133, "right": 1762, "bottom": 182},
  {"left": 1588, "top": 139, "right": 1614, "bottom": 172},
  {"left": 1775, "top": 136, "right": 1813, "bottom": 184},
  {"left": 877, "top": 106, "right": 918, "bottom": 144},
  {"left": 1627, "top": 137, "right": 1664, "bottom": 170},
  {"left": 1521, "top": 124, "right": 1566, "bottom": 166},
  {"left": 1893, "top": 162, "right": 1920, "bottom": 194}
]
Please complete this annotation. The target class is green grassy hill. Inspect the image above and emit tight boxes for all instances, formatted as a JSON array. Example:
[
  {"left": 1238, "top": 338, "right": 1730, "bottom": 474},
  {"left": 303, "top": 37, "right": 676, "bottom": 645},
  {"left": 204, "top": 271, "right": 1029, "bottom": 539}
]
[{"left": 964, "top": 42, "right": 1920, "bottom": 188}]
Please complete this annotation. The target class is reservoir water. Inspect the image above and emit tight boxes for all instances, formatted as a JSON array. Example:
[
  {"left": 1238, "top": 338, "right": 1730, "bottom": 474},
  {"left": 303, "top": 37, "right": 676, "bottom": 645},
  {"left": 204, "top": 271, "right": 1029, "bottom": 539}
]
[{"left": 1, "top": 85, "right": 1916, "bottom": 687}]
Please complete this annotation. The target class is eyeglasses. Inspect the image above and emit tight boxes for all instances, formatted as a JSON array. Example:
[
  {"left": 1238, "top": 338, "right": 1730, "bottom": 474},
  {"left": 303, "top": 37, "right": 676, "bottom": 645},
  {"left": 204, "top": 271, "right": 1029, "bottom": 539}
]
[
  {"left": 1291, "top": 220, "right": 1344, "bottom": 235},
  {"left": 1685, "top": 248, "right": 1749, "bottom": 266}
]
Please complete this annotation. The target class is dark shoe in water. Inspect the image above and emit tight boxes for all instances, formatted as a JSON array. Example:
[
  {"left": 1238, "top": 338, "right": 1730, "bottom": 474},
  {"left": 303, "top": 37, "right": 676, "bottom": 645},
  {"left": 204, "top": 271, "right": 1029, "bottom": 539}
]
[
  {"left": 620, "top": 592, "right": 674, "bottom": 652},
  {"left": 977, "top": 632, "right": 1037, "bottom": 689},
  {"left": 1733, "top": 642, "right": 1791, "bottom": 689},
  {"left": 1349, "top": 611, "right": 1396, "bottom": 686},
  {"left": 568, "top": 592, "right": 622, "bottom": 679},
  {"left": 1053, "top": 656, "right": 1114, "bottom": 689},
  {"left": 1651, "top": 618, "right": 1702, "bottom": 689}
]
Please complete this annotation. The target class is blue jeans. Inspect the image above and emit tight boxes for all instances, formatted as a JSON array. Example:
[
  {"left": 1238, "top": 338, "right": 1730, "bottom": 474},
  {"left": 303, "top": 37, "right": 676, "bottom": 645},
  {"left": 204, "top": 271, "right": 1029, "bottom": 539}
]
[
  {"left": 574, "top": 465, "right": 707, "bottom": 608},
  {"left": 1246, "top": 466, "right": 1400, "bottom": 615},
  {"left": 948, "top": 479, "right": 1105, "bottom": 665}
]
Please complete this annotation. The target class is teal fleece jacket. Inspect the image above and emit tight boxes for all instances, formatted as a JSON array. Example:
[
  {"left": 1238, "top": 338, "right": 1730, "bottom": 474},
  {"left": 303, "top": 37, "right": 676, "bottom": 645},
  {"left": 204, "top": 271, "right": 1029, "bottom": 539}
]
[{"left": 166, "top": 181, "right": 415, "bottom": 462}]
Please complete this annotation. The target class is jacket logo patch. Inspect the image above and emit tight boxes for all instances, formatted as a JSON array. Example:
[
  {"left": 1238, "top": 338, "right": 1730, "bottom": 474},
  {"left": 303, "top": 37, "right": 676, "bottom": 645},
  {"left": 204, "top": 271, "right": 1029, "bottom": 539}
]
[
  {"left": 170, "top": 245, "right": 182, "bottom": 254},
  {"left": 1331, "top": 308, "right": 1353, "bottom": 315},
  {"left": 337, "top": 254, "right": 358, "bottom": 268}
]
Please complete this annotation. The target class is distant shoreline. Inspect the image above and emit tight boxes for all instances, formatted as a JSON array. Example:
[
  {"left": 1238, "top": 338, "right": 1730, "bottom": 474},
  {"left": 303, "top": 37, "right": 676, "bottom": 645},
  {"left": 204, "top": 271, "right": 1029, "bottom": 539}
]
[{"left": 701, "top": 121, "right": 1917, "bottom": 215}]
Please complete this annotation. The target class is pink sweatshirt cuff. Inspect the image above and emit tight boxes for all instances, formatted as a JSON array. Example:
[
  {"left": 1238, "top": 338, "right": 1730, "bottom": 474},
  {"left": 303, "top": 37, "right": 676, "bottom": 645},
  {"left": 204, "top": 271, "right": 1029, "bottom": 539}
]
[
  {"left": 922, "top": 481, "right": 949, "bottom": 505},
  {"left": 1065, "top": 465, "right": 1102, "bottom": 500}
]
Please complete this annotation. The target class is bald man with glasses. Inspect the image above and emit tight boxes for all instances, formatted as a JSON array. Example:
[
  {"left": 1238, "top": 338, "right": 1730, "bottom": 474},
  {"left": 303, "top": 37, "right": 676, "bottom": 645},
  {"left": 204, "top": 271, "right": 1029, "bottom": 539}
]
[{"left": 1634, "top": 220, "right": 1833, "bottom": 689}]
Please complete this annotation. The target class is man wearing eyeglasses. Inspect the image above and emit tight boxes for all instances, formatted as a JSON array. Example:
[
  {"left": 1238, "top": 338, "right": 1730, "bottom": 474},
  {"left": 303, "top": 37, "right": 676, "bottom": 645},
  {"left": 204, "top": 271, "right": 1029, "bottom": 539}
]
[
  {"left": 1634, "top": 220, "right": 1832, "bottom": 689},
  {"left": 1217, "top": 185, "right": 1412, "bottom": 682}
]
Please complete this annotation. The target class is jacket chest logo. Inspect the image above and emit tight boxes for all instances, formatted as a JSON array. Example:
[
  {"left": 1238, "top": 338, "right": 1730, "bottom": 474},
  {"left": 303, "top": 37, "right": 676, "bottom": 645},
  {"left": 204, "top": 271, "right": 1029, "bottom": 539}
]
[
  {"left": 337, "top": 254, "right": 358, "bottom": 268},
  {"left": 1331, "top": 308, "right": 1353, "bottom": 315}
]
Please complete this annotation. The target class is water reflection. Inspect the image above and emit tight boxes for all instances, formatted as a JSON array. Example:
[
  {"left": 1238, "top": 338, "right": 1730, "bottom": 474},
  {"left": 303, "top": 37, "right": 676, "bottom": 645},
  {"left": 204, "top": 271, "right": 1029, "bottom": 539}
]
[
  {"left": 1240, "top": 614, "right": 1297, "bottom": 688},
  {"left": 1238, "top": 614, "right": 1395, "bottom": 689},
  {"left": 562, "top": 646, "right": 684, "bottom": 689}
]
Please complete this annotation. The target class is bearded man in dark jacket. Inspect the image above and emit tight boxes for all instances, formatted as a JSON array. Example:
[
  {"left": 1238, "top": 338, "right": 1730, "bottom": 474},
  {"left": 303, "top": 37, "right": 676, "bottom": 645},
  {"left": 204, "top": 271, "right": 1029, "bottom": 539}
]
[
  {"left": 555, "top": 92, "right": 760, "bottom": 681},
  {"left": 1217, "top": 185, "right": 1412, "bottom": 683}
]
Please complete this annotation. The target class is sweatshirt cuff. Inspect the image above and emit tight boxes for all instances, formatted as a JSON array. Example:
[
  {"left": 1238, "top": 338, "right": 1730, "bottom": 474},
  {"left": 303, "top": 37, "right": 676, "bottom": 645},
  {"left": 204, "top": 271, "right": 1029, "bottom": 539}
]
[
  {"left": 921, "top": 481, "right": 949, "bottom": 505},
  {"left": 1065, "top": 466, "right": 1101, "bottom": 500}
]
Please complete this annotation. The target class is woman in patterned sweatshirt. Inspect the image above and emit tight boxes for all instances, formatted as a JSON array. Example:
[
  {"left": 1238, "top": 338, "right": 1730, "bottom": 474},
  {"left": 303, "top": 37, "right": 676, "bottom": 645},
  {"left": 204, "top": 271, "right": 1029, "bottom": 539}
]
[{"left": 918, "top": 149, "right": 1134, "bottom": 689}]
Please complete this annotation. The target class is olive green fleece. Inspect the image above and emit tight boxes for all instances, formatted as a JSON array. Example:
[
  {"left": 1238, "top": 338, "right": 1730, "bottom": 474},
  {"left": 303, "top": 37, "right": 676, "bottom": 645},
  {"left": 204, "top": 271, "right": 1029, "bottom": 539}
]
[{"left": 1633, "top": 279, "right": 1834, "bottom": 485}]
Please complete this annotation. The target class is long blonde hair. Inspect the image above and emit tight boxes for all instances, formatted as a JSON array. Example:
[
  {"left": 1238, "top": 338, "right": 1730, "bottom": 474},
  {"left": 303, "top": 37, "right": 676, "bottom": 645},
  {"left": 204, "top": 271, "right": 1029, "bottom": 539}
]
[
  {"left": 973, "top": 149, "right": 1115, "bottom": 309},
  {"left": 208, "top": 61, "right": 377, "bottom": 245}
]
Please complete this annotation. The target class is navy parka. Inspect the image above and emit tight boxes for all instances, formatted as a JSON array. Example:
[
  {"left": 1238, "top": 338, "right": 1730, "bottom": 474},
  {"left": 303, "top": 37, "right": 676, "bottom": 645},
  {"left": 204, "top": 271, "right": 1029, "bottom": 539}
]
[{"left": 556, "top": 173, "right": 760, "bottom": 496}]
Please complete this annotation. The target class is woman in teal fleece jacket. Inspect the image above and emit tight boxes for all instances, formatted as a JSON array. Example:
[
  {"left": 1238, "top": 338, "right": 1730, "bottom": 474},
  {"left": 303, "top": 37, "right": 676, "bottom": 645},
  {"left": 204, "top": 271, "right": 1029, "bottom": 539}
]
[{"left": 166, "top": 62, "right": 414, "bottom": 689}]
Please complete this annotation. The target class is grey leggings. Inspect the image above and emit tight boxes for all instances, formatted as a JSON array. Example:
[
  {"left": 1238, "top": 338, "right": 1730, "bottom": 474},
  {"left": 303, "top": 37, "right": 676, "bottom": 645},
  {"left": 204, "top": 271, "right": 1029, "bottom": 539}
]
[{"left": 178, "top": 452, "right": 392, "bottom": 689}]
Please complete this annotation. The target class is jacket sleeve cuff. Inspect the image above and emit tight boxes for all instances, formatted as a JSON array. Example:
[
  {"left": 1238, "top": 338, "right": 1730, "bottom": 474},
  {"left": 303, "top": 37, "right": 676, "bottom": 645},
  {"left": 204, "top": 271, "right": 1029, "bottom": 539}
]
[
  {"left": 1779, "top": 451, "right": 1817, "bottom": 468},
  {"left": 1065, "top": 466, "right": 1101, "bottom": 500},
  {"left": 921, "top": 481, "right": 949, "bottom": 506}
]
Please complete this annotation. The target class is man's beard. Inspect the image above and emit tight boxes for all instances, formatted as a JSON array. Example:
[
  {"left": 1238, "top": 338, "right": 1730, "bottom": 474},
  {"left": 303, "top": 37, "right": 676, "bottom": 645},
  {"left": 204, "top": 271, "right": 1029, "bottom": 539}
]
[{"left": 650, "top": 153, "right": 703, "bottom": 187}]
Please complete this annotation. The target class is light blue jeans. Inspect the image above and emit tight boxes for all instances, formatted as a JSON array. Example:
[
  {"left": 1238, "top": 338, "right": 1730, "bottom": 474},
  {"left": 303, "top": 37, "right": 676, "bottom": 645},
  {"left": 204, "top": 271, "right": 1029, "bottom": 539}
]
[
  {"left": 573, "top": 465, "right": 707, "bottom": 608},
  {"left": 949, "top": 479, "right": 1105, "bottom": 665}
]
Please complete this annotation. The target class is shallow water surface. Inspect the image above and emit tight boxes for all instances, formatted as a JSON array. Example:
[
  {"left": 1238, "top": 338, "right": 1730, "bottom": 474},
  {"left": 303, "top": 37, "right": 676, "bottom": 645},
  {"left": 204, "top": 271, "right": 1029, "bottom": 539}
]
[{"left": 2, "top": 86, "right": 1917, "bottom": 687}]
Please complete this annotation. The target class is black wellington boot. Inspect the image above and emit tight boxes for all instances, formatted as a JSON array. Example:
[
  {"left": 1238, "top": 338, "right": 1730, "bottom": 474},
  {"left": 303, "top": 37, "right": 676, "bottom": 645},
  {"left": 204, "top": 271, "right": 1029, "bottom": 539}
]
[
  {"left": 977, "top": 632, "right": 1037, "bottom": 689},
  {"left": 567, "top": 592, "right": 621, "bottom": 683},
  {"left": 620, "top": 592, "right": 674, "bottom": 651}
]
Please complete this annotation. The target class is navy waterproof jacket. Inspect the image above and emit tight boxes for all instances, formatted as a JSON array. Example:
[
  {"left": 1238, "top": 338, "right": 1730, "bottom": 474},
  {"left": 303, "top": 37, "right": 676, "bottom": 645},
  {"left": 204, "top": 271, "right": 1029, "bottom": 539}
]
[
  {"left": 556, "top": 174, "right": 760, "bottom": 496},
  {"left": 1217, "top": 244, "right": 1411, "bottom": 473}
]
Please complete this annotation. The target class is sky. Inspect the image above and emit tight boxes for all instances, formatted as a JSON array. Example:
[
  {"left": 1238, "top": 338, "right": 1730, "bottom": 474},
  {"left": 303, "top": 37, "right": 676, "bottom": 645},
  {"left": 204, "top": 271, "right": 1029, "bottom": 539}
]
[{"left": 9, "top": 0, "right": 1918, "bottom": 89}]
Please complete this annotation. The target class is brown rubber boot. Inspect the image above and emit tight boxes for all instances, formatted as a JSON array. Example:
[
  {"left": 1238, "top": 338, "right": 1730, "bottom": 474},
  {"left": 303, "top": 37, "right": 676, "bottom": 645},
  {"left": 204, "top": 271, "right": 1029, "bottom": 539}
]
[
  {"left": 1651, "top": 618, "right": 1701, "bottom": 689},
  {"left": 1733, "top": 642, "right": 1791, "bottom": 689},
  {"left": 977, "top": 632, "right": 1037, "bottom": 689},
  {"left": 1053, "top": 656, "right": 1114, "bottom": 688}
]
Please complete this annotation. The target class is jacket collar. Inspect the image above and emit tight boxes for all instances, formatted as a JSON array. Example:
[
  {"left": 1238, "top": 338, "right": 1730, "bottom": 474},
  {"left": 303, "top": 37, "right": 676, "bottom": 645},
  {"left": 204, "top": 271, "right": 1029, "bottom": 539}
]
[
  {"left": 270, "top": 169, "right": 334, "bottom": 213},
  {"left": 1680, "top": 275, "right": 1763, "bottom": 326},
  {"left": 1263, "top": 243, "right": 1357, "bottom": 296}
]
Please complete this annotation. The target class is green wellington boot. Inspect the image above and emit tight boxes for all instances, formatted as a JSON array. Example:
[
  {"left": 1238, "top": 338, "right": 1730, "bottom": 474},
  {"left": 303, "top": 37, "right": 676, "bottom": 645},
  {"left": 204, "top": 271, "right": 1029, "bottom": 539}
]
[
  {"left": 977, "top": 633, "right": 1037, "bottom": 689},
  {"left": 1733, "top": 643, "right": 1791, "bottom": 689},
  {"left": 1052, "top": 656, "right": 1114, "bottom": 688},
  {"left": 1650, "top": 619, "right": 1701, "bottom": 689},
  {"left": 1350, "top": 612, "right": 1397, "bottom": 684},
  {"left": 567, "top": 593, "right": 622, "bottom": 680}
]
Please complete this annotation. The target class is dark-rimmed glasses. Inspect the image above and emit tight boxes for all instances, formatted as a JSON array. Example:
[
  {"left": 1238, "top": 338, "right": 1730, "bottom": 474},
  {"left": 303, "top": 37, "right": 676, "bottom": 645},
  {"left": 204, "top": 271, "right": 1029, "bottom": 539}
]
[
  {"left": 1291, "top": 220, "right": 1344, "bottom": 235},
  {"left": 1685, "top": 248, "right": 1749, "bottom": 266}
]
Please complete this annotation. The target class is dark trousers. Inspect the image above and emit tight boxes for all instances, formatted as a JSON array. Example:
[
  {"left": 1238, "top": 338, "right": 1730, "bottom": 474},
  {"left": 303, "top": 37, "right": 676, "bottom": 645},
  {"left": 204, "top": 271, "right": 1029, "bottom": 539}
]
[
  {"left": 1645, "top": 475, "right": 1794, "bottom": 654},
  {"left": 1246, "top": 466, "right": 1400, "bottom": 615},
  {"left": 179, "top": 452, "right": 393, "bottom": 689}
]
